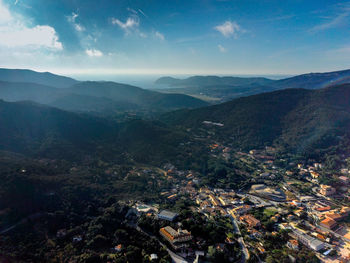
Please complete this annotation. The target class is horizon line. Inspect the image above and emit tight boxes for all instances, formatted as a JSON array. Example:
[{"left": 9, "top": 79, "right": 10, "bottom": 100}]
[{"left": 1, "top": 66, "right": 349, "bottom": 78}]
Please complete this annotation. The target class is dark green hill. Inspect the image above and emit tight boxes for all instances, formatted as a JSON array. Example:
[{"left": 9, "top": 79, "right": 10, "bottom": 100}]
[
  {"left": 67, "top": 81, "right": 209, "bottom": 110},
  {"left": 0, "top": 100, "right": 187, "bottom": 162},
  {"left": 49, "top": 93, "right": 140, "bottom": 113},
  {"left": 272, "top": 69, "right": 350, "bottom": 90},
  {"left": 161, "top": 84, "right": 350, "bottom": 152},
  {"left": 0, "top": 68, "right": 78, "bottom": 88},
  {"left": 0, "top": 100, "right": 118, "bottom": 158},
  {"left": 0, "top": 81, "right": 65, "bottom": 104}
]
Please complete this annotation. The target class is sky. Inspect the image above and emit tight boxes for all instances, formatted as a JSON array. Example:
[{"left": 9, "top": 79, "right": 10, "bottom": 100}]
[{"left": 0, "top": 0, "right": 350, "bottom": 77}]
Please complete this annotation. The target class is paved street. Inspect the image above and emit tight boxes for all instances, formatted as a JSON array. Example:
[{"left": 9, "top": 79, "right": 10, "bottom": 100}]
[{"left": 228, "top": 211, "right": 249, "bottom": 263}]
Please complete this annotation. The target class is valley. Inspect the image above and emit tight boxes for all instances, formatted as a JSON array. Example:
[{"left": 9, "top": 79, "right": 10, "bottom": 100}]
[
  {"left": 1, "top": 68, "right": 350, "bottom": 263},
  {"left": 1, "top": 1, "right": 349, "bottom": 262}
]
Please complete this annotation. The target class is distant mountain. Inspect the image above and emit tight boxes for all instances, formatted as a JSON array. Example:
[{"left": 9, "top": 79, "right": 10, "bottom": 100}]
[
  {"left": 0, "top": 81, "right": 139, "bottom": 118},
  {"left": 0, "top": 68, "right": 78, "bottom": 88},
  {"left": 161, "top": 84, "right": 350, "bottom": 153},
  {"left": 155, "top": 75, "right": 274, "bottom": 87},
  {"left": 66, "top": 81, "right": 209, "bottom": 110},
  {"left": 155, "top": 69, "right": 350, "bottom": 102},
  {"left": 271, "top": 69, "right": 350, "bottom": 90},
  {"left": 157, "top": 84, "right": 275, "bottom": 102},
  {"left": 0, "top": 79, "right": 209, "bottom": 116}
]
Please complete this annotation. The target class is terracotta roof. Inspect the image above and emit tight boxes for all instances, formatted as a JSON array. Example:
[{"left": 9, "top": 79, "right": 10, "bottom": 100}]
[
  {"left": 315, "top": 206, "right": 331, "bottom": 212},
  {"left": 289, "top": 239, "right": 298, "bottom": 246},
  {"left": 320, "top": 218, "right": 337, "bottom": 228},
  {"left": 325, "top": 213, "right": 342, "bottom": 221}
]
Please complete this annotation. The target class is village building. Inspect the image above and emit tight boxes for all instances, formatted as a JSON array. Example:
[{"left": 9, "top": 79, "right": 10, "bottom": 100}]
[
  {"left": 320, "top": 218, "right": 338, "bottom": 230},
  {"left": 240, "top": 214, "right": 261, "bottom": 228},
  {"left": 159, "top": 226, "right": 192, "bottom": 250},
  {"left": 339, "top": 176, "right": 350, "bottom": 184},
  {"left": 114, "top": 244, "right": 123, "bottom": 252},
  {"left": 290, "top": 229, "right": 325, "bottom": 251},
  {"left": 158, "top": 210, "right": 178, "bottom": 221},
  {"left": 319, "top": 185, "right": 336, "bottom": 196},
  {"left": 287, "top": 239, "right": 299, "bottom": 250},
  {"left": 208, "top": 194, "right": 221, "bottom": 207}
]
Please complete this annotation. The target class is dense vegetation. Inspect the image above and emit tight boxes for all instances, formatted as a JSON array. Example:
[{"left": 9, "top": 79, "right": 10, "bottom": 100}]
[
  {"left": 0, "top": 100, "right": 197, "bottom": 164},
  {"left": 161, "top": 84, "right": 350, "bottom": 155}
]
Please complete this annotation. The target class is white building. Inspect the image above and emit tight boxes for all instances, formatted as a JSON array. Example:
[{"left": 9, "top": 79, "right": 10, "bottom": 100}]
[{"left": 158, "top": 210, "right": 178, "bottom": 221}]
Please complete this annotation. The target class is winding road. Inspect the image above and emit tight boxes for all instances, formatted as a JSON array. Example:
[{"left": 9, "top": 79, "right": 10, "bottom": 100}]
[{"left": 228, "top": 211, "right": 250, "bottom": 263}]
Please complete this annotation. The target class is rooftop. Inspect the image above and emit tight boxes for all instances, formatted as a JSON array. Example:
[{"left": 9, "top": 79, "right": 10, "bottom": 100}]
[
  {"left": 158, "top": 210, "right": 178, "bottom": 219},
  {"left": 320, "top": 218, "right": 337, "bottom": 228}
]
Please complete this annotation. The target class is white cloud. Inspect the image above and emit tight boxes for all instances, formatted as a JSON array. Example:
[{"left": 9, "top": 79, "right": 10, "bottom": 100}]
[
  {"left": 0, "top": 25, "right": 63, "bottom": 50},
  {"left": 111, "top": 15, "right": 148, "bottom": 38},
  {"left": 67, "top": 12, "right": 85, "bottom": 32},
  {"left": 111, "top": 17, "right": 139, "bottom": 33},
  {"left": 0, "top": 0, "right": 62, "bottom": 50},
  {"left": 218, "top": 44, "right": 226, "bottom": 53},
  {"left": 155, "top": 31, "right": 165, "bottom": 41},
  {"left": 214, "top": 20, "right": 242, "bottom": 38},
  {"left": 0, "top": 0, "right": 12, "bottom": 23},
  {"left": 85, "top": 48, "right": 103, "bottom": 57}
]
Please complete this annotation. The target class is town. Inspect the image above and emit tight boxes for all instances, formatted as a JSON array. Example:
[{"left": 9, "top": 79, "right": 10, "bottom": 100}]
[{"left": 119, "top": 139, "right": 350, "bottom": 263}]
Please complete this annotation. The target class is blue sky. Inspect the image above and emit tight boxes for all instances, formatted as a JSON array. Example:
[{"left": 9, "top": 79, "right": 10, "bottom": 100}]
[{"left": 0, "top": 0, "right": 349, "bottom": 77}]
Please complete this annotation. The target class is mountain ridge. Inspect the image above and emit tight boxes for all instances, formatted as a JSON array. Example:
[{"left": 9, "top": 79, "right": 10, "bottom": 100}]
[
  {"left": 161, "top": 84, "right": 350, "bottom": 153},
  {"left": 0, "top": 68, "right": 78, "bottom": 88},
  {"left": 0, "top": 79, "right": 209, "bottom": 115},
  {"left": 154, "top": 69, "right": 350, "bottom": 102}
]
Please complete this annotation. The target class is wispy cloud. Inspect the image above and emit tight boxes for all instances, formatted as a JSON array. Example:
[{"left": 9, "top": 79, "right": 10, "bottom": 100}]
[
  {"left": 214, "top": 20, "right": 243, "bottom": 38},
  {"left": 218, "top": 44, "right": 226, "bottom": 53},
  {"left": 155, "top": 31, "right": 165, "bottom": 41},
  {"left": 0, "top": 0, "right": 12, "bottom": 23},
  {"left": 175, "top": 35, "right": 209, "bottom": 44},
  {"left": 260, "top": 14, "right": 296, "bottom": 22},
  {"left": 67, "top": 12, "right": 85, "bottom": 32},
  {"left": 326, "top": 45, "right": 350, "bottom": 59},
  {"left": 138, "top": 9, "right": 148, "bottom": 19},
  {"left": 309, "top": 3, "right": 350, "bottom": 33},
  {"left": 85, "top": 48, "right": 103, "bottom": 57},
  {"left": 127, "top": 7, "right": 138, "bottom": 15},
  {"left": 111, "top": 16, "right": 139, "bottom": 34}
]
